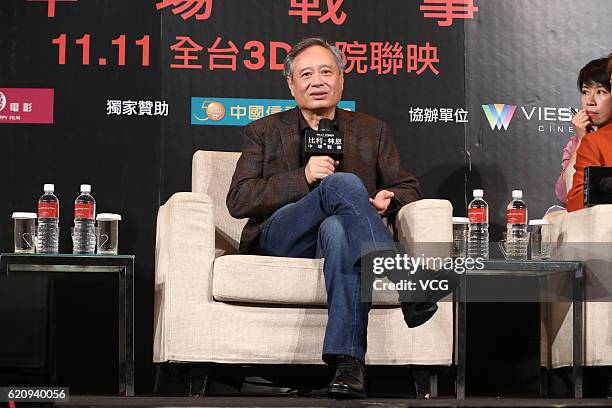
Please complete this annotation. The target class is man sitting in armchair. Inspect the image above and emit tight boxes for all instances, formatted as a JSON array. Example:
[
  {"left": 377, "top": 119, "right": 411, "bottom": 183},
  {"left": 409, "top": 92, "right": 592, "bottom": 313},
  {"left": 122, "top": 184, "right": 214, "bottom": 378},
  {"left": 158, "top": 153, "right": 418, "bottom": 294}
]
[{"left": 227, "top": 37, "right": 448, "bottom": 399}]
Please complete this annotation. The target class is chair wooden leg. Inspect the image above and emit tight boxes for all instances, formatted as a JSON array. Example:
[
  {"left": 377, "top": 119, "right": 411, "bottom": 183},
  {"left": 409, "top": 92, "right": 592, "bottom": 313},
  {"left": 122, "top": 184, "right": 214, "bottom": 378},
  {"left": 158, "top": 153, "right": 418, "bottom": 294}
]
[
  {"left": 187, "top": 365, "right": 211, "bottom": 397},
  {"left": 412, "top": 366, "right": 438, "bottom": 399},
  {"left": 153, "top": 363, "right": 211, "bottom": 396},
  {"left": 153, "top": 364, "right": 161, "bottom": 393},
  {"left": 153, "top": 363, "right": 179, "bottom": 394},
  {"left": 430, "top": 370, "right": 438, "bottom": 398},
  {"left": 606, "top": 365, "right": 612, "bottom": 398},
  {"left": 539, "top": 366, "right": 549, "bottom": 397}
]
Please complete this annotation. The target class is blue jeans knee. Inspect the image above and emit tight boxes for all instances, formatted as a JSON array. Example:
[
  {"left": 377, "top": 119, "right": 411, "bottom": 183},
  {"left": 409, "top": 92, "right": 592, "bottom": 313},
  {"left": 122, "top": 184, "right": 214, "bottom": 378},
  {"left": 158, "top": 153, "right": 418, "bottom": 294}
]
[{"left": 320, "top": 172, "right": 368, "bottom": 199}]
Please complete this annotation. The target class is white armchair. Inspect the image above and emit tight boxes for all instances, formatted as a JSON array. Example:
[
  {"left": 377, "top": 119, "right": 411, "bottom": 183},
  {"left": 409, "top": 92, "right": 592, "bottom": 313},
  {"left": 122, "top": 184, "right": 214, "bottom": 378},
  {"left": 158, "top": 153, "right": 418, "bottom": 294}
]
[
  {"left": 543, "top": 206, "right": 612, "bottom": 369},
  {"left": 153, "top": 150, "right": 454, "bottom": 371}
]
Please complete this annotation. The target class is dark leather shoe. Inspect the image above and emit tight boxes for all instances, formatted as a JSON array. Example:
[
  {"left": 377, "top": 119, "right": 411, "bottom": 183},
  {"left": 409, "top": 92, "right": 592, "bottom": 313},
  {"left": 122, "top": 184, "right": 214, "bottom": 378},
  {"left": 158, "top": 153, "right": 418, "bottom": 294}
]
[
  {"left": 400, "top": 267, "right": 459, "bottom": 328},
  {"left": 401, "top": 301, "right": 438, "bottom": 328},
  {"left": 328, "top": 355, "right": 366, "bottom": 399}
]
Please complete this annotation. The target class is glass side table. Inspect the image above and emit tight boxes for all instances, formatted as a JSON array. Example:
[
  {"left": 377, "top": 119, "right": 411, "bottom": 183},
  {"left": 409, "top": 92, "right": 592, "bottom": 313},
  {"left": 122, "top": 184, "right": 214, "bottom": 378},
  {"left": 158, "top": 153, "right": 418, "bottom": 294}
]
[
  {"left": 0, "top": 253, "right": 134, "bottom": 396},
  {"left": 454, "top": 259, "right": 585, "bottom": 399}
]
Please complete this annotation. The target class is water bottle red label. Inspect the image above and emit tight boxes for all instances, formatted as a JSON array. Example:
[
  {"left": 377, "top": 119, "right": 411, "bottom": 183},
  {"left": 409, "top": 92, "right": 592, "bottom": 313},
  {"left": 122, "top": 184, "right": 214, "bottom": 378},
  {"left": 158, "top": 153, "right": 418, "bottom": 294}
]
[
  {"left": 507, "top": 209, "right": 526, "bottom": 223},
  {"left": 74, "top": 203, "right": 94, "bottom": 219},
  {"left": 38, "top": 202, "right": 58, "bottom": 218},
  {"left": 468, "top": 208, "right": 487, "bottom": 223}
]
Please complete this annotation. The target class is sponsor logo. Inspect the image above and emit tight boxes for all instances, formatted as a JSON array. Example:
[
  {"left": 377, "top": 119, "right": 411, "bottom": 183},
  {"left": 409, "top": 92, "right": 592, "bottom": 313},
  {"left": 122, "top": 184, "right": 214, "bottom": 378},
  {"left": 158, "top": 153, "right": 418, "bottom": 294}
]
[
  {"left": 203, "top": 101, "right": 225, "bottom": 121},
  {"left": 191, "top": 97, "right": 356, "bottom": 126},
  {"left": 0, "top": 88, "right": 54, "bottom": 124},
  {"left": 482, "top": 103, "right": 576, "bottom": 133},
  {"left": 521, "top": 106, "right": 575, "bottom": 133},
  {"left": 481, "top": 104, "right": 517, "bottom": 130}
]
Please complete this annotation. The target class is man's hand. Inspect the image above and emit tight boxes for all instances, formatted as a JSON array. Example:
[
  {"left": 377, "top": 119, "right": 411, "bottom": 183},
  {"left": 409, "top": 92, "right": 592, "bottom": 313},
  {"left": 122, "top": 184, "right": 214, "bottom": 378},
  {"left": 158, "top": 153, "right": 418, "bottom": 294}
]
[
  {"left": 369, "top": 189, "right": 395, "bottom": 215},
  {"left": 572, "top": 109, "right": 593, "bottom": 139},
  {"left": 305, "top": 156, "right": 339, "bottom": 185}
]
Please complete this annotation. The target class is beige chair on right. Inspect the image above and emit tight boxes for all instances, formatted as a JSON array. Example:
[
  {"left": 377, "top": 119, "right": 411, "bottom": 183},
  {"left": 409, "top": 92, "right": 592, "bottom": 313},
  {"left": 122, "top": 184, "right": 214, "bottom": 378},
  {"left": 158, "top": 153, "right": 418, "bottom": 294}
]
[{"left": 543, "top": 206, "right": 612, "bottom": 393}]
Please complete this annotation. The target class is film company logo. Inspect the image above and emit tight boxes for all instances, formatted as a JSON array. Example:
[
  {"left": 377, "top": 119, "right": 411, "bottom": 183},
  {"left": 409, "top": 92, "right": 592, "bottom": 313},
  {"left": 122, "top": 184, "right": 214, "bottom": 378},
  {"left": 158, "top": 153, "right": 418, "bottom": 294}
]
[
  {"left": 481, "top": 103, "right": 576, "bottom": 133},
  {"left": 481, "top": 104, "right": 517, "bottom": 130},
  {"left": 0, "top": 88, "right": 54, "bottom": 124},
  {"left": 0, "top": 91, "right": 6, "bottom": 111}
]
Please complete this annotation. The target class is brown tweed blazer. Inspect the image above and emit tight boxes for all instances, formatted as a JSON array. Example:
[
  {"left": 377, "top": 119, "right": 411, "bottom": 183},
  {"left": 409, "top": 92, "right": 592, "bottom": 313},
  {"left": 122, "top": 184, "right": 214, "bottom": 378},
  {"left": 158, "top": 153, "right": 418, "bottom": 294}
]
[{"left": 227, "top": 108, "right": 421, "bottom": 254}]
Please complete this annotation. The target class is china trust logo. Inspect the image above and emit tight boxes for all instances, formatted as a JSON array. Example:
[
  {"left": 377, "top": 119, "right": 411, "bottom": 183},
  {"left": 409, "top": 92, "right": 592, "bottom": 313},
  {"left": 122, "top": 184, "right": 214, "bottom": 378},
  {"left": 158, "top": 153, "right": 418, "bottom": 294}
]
[
  {"left": 194, "top": 100, "right": 226, "bottom": 122},
  {"left": 191, "top": 97, "right": 355, "bottom": 127},
  {"left": 481, "top": 103, "right": 517, "bottom": 130}
]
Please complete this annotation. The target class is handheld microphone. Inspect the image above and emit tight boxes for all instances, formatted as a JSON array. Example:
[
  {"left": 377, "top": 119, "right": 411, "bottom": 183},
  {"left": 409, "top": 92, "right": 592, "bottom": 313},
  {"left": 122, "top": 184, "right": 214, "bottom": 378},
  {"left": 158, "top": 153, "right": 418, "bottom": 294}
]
[{"left": 304, "top": 118, "right": 344, "bottom": 162}]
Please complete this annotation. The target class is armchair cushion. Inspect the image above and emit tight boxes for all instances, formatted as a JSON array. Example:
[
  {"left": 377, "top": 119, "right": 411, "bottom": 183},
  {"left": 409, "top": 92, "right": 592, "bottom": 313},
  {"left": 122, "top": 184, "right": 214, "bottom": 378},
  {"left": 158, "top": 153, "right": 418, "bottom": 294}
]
[{"left": 212, "top": 255, "right": 399, "bottom": 306}]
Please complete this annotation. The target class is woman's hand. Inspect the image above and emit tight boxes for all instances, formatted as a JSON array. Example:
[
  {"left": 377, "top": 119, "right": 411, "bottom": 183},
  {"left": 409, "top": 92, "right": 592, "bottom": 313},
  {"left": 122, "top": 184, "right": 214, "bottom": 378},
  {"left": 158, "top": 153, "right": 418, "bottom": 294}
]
[{"left": 572, "top": 109, "right": 593, "bottom": 139}]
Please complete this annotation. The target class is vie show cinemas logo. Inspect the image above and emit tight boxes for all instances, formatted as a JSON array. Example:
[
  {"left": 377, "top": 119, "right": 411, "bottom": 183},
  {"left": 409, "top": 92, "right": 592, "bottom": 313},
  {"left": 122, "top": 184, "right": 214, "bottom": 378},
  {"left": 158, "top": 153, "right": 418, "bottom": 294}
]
[
  {"left": 0, "top": 88, "right": 54, "bottom": 124},
  {"left": 482, "top": 103, "right": 575, "bottom": 133}
]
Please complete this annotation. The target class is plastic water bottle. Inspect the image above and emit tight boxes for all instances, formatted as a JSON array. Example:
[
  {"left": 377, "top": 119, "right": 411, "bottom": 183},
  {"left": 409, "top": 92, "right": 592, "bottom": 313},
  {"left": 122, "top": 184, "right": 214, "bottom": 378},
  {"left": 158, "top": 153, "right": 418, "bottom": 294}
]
[
  {"left": 467, "top": 189, "right": 489, "bottom": 259},
  {"left": 36, "top": 183, "right": 59, "bottom": 253},
  {"left": 73, "top": 184, "right": 96, "bottom": 254},
  {"left": 506, "top": 190, "right": 528, "bottom": 260}
]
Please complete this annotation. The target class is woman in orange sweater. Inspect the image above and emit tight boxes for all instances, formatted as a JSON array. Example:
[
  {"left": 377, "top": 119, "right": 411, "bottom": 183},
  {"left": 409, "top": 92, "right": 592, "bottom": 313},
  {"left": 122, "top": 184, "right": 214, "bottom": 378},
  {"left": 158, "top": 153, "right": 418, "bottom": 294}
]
[{"left": 566, "top": 56, "right": 612, "bottom": 212}]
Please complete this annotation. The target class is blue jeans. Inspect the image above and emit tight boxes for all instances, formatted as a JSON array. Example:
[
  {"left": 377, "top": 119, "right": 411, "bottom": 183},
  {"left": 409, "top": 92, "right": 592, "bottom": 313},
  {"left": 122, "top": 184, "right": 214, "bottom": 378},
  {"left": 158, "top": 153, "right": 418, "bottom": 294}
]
[{"left": 257, "top": 173, "right": 396, "bottom": 363}]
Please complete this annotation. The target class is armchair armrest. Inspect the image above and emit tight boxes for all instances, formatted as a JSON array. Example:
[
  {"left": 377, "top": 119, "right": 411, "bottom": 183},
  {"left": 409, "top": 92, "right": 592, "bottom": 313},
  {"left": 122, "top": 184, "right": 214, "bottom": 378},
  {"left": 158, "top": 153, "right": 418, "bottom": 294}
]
[
  {"left": 395, "top": 199, "right": 453, "bottom": 243},
  {"left": 154, "top": 192, "right": 216, "bottom": 361},
  {"left": 545, "top": 205, "right": 612, "bottom": 243}
]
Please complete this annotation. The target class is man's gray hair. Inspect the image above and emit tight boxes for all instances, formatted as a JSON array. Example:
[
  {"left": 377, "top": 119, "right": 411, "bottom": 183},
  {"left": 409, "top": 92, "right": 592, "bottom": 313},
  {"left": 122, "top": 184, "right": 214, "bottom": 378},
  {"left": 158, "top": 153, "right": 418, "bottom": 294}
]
[{"left": 283, "top": 37, "right": 345, "bottom": 79}]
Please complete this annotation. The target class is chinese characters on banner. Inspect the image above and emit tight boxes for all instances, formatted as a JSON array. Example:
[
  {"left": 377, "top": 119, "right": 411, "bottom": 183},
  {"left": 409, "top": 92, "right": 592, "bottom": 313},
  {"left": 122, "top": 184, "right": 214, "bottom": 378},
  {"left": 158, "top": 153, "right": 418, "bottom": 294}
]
[
  {"left": 107, "top": 100, "right": 169, "bottom": 116},
  {"left": 208, "top": 37, "right": 240, "bottom": 70},
  {"left": 26, "top": 0, "right": 78, "bottom": 18},
  {"left": 409, "top": 107, "right": 469, "bottom": 123},
  {"left": 420, "top": 0, "right": 479, "bottom": 27},
  {"left": 168, "top": 37, "right": 441, "bottom": 76},
  {"left": 170, "top": 37, "right": 204, "bottom": 69},
  {"left": 289, "top": 0, "right": 480, "bottom": 27},
  {"left": 26, "top": 0, "right": 480, "bottom": 77},
  {"left": 338, "top": 41, "right": 439, "bottom": 75},
  {"left": 7, "top": 103, "right": 33, "bottom": 113},
  {"left": 288, "top": 0, "right": 347, "bottom": 25},
  {"left": 156, "top": 0, "right": 213, "bottom": 21}
]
